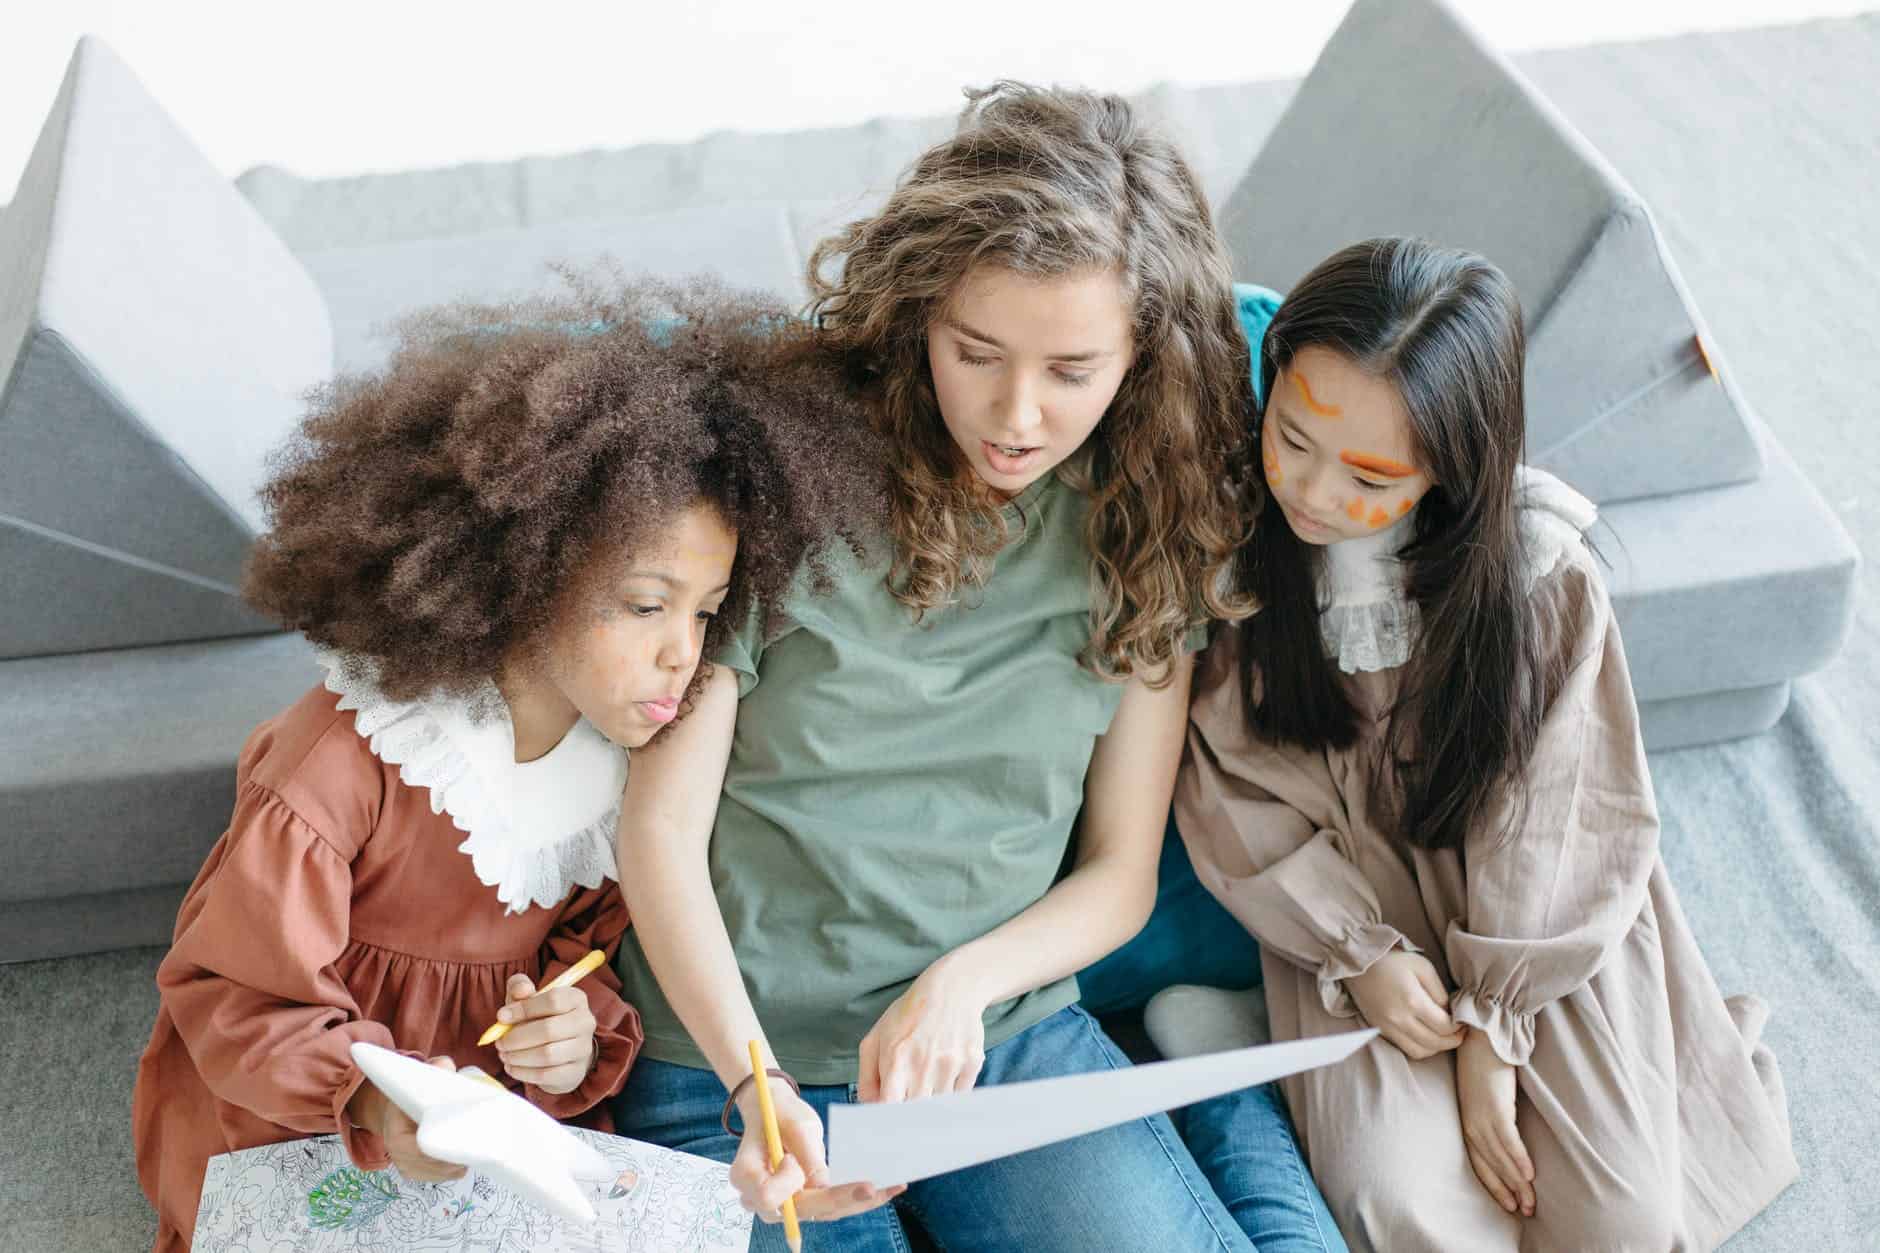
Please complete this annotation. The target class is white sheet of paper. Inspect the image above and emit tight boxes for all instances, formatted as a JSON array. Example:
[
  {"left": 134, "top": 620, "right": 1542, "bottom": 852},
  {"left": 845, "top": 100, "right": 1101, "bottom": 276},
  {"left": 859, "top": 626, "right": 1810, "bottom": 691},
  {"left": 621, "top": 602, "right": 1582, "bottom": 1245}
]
[
  {"left": 350, "top": 1042, "right": 615, "bottom": 1222},
  {"left": 824, "top": 1028, "right": 1377, "bottom": 1187}
]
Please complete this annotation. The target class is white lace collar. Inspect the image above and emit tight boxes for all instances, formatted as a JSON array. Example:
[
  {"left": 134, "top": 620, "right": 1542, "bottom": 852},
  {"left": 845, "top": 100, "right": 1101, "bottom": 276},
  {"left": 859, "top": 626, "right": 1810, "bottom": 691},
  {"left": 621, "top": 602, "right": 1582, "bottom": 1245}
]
[
  {"left": 318, "top": 651, "right": 627, "bottom": 915},
  {"left": 1316, "top": 467, "right": 1598, "bottom": 674}
]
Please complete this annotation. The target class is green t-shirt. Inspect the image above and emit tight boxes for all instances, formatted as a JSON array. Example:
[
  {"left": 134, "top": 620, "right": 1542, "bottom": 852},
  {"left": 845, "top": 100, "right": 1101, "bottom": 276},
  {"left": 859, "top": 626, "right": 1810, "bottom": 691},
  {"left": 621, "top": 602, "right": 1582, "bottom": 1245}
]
[{"left": 616, "top": 471, "right": 1130, "bottom": 1081}]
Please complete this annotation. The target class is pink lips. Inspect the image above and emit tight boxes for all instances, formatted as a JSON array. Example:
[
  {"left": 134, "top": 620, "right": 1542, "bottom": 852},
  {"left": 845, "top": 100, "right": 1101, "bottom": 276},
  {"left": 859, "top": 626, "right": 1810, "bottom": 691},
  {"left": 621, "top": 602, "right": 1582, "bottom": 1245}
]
[
  {"left": 638, "top": 697, "right": 680, "bottom": 724},
  {"left": 982, "top": 439, "right": 1041, "bottom": 477}
]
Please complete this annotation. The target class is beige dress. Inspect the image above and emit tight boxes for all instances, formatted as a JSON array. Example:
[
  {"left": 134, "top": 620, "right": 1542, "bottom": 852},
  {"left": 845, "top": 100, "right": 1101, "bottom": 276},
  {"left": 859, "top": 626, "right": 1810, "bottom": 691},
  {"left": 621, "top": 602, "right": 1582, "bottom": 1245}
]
[{"left": 1174, "top": 475, "right": 1797, "bottom": 1252}]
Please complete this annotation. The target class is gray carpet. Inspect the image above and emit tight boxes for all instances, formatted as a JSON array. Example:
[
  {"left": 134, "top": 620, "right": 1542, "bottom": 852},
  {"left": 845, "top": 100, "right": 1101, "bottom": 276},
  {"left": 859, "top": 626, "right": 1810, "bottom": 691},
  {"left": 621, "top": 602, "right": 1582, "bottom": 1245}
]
[{"left": 4, "top": 13, "right": 1877, "bottom": 1251}]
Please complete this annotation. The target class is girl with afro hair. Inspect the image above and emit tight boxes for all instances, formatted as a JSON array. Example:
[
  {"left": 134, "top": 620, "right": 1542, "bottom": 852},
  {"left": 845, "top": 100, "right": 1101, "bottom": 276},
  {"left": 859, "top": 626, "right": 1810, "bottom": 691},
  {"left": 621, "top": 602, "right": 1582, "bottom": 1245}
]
[{"left": 131, "top": 275, "right": 887, "bottom": 1253}]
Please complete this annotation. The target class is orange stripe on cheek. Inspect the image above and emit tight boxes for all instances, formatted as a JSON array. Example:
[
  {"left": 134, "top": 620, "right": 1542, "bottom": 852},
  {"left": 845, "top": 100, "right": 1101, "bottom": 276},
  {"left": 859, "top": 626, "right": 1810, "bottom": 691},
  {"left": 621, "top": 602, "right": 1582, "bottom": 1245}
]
[
  {"left": 1398, "top": 498, "right": 1414, "bottom": 516},
  {"left": 1293, "top": 371, "right": 1343, "bottom": 418},
  {"left": 1368, "top": 506, "right": 1391, "bottom": 528},
  {"left": 1345, "top": 499, "right": 1365, "bottom": 521},
  {"left": 1340, "top": 451, "right": 1416, "bottom": 478}
]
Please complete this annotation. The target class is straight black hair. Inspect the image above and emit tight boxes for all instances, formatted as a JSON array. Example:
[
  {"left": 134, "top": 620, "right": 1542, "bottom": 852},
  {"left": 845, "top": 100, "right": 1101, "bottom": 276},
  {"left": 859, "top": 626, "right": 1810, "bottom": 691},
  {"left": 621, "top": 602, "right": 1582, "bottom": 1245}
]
[{"left": 1237, "top": 237, "right": 1557, "bottom": 852}]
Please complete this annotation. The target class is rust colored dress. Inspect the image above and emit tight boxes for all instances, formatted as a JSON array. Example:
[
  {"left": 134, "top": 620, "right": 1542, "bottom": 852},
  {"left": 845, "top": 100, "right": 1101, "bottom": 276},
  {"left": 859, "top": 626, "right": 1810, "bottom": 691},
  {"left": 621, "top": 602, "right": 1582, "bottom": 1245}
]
[
  {"left": 132, "top": 668, "right": 644, "bottom": 1253},
  {"left": 1175, "top": 474, "right": 1796, "bottom": 1252}
]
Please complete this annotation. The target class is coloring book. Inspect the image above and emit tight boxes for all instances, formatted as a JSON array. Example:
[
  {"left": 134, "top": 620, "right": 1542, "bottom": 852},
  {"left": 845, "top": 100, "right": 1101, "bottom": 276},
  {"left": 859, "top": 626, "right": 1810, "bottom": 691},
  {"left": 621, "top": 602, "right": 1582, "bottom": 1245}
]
[{"left": 190, "top": 1128, "right": 751, "bottom": 1252}]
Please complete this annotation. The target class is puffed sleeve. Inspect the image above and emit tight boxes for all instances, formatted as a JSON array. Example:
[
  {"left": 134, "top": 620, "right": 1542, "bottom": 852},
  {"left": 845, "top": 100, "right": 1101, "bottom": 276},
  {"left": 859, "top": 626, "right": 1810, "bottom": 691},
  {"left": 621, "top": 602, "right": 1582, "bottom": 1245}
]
[
  {"left": 1444, "top": 553, "right": 1660, "bottom": 1066},
  {"left": 154, "top": 782, "right": 417, "bottom": 1170},
  {"left": 1175, "top": 628, "right": 1417, "bottom": 1018},
  {"left": 520, "top": 883, "right": 644, "bottom": 1121}
]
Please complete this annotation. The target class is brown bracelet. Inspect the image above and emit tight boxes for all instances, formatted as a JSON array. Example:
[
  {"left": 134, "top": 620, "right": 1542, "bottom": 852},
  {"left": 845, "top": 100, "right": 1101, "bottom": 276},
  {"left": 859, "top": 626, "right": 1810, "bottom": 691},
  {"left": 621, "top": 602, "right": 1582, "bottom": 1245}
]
[{"left": 721, "top": 1067, "right": 802, "bottom": 1137}]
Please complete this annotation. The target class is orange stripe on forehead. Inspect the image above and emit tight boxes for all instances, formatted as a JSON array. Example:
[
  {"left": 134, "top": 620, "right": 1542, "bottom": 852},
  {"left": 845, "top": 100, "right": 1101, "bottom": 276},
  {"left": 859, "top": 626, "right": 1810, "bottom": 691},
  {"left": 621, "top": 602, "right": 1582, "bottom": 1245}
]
[
  {"left": 1291, "top": 370, "right": 1342, "bottom": 418},
  {"left": 1340, "top": 451, "right": 1417, "bottom": 478}
]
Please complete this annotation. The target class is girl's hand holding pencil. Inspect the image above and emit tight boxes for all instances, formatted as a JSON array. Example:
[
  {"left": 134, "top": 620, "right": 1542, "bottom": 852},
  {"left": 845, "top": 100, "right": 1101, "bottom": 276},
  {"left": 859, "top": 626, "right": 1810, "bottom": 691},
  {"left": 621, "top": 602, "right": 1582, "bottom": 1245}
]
[{"left": 485, "top": 951, "right": 606, "bottom": 1095}]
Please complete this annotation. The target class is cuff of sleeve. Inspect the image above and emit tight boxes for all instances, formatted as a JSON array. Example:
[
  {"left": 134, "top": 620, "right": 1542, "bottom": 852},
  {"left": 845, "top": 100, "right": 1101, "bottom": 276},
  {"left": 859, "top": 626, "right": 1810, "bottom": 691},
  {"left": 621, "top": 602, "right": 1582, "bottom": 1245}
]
[
  {"left": 1318, "top": 921, "right": 1417, "bottom": 1018},
  {"left": 334, "top": 1062, "right": 392, "bottom": 1171},
  {"left": 1449, "top": 990, "right": 1536, "bottom": 1067},
  {"left": 525, "top": 1023, "right": 643, "bottom": 1120}
]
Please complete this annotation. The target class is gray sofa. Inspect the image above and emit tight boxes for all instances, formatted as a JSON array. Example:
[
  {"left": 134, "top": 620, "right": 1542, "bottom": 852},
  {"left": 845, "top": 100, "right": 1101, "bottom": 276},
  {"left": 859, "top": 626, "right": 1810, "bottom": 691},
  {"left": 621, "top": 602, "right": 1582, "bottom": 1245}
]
[{"left": 0, "top": 0, "right": 1858, "bottom": 970}]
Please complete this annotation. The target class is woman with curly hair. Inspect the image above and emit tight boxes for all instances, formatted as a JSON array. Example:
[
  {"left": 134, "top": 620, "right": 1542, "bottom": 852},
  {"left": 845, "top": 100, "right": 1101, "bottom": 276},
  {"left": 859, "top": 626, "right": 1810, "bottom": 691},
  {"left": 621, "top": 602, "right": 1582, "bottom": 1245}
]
[
  {"left": 130, "top": 277, "right": 886, "bottom": 1253},
  {"left": 610, "top": 84, "right": 1337, "bottom": 1251}
]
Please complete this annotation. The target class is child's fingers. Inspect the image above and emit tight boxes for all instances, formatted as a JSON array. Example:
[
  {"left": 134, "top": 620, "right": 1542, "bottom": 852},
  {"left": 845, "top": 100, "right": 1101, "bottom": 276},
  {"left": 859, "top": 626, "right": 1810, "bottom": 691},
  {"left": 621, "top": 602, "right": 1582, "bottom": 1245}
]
[
  {"left": 505, "top": 973, "right": 536, "bottom": 1004},
  {"left": 1496, "top": 1117, "right": 1537, "bottom": 1213},
  {"left": 1464, "top": 1142, "right": 1519, "bottom": 1214},
  {"left": 1412, "top": 960, "right": 1451, "bottom": 1007},
  {"left": 1413, "top": 993, "right": 1458, "bottom": 1035},
  {"left": 503, "top": 1063, "right": 584, "bottom": 1093},
  {"left": 493, "top": 1010, "right": 594, "bottom": 1054},
  {"left": 1390, "top": 1017, "right": 1450, "bottom": 1059},
  {"left": 1471, "top": 1123, "right": 1529, "bottom": 1216},
  {"left": 497, "top": 985, "right": 584, "bottom": 1025},
  {"left": 500, "top": 1036, "right": 593, "bottom": 1070}
]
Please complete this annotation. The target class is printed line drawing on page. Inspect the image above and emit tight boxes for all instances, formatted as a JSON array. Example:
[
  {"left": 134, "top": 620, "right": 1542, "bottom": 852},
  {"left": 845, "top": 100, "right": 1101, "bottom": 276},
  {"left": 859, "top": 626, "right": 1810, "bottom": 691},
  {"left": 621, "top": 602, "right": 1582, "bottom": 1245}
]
[{"left": 190, "top": 1129, "right": 751, "bottom": 1252}]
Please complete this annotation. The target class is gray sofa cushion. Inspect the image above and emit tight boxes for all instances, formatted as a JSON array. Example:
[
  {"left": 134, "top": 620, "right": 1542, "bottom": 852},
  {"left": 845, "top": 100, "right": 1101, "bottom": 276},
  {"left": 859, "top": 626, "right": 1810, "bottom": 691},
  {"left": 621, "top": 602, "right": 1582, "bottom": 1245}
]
[
  {"left": 237, "top": 79, "right": 1306, "bottom": 257},
  {"left": 0, "top": 632, "right": 322, "bottom": 912},
  {"left": 1603, "top": 413, "right": 1857, "bottom": 703},
  {"left": 1217, "top": 0, "right": 1760, "bottom": 505},
  {"left": 0, "top": 37, "right": 332, "bottom": 659},
  {"left": 301, "top": 202, "right": 809, "bottom": 373}
]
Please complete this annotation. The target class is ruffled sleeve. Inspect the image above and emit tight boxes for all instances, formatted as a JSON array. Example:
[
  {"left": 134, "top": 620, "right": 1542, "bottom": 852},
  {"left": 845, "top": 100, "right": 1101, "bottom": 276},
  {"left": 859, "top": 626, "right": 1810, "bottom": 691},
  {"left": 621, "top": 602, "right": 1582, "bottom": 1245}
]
[
  {"left": 1444, "top": 552, "right": 1660, "bottom": 1065},
  {"left": 154, "top": 781, "right": 417, "bottom": 1171},
  {"left": 1174, "top": 630, "right": 1416, "bottom": 1018},
  {"left": 521, "top": 884, "right": 644, "bottom": 1121}
]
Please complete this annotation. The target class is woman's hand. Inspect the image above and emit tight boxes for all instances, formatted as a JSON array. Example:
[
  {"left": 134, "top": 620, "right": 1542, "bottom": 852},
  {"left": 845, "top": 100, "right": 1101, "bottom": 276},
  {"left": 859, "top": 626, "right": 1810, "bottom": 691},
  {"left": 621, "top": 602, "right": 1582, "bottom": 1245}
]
[
  {"left": 727, "top": 1082, "right": 903, "bottom": 1226},
  {"left": 1345, "top": 949, "right": 1466, "bottom": 1059},
  {"left": 346, "top": 1058, "right": 468, "bottom": 1183},
  {"left": 493, "top": 973, "right": 598, "bottom": 1095},
  {"left": 857, "top": 957, "right": 989, "bottom": 1103},
  {"left": 1455, "top": 1027, "right": 1535, "bottom": 1217}
]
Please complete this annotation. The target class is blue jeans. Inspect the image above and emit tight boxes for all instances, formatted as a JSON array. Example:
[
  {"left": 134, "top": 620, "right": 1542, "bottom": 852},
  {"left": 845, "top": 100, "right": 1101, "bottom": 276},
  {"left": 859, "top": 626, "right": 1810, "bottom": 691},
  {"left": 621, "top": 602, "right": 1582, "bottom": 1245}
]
[
  {"left": 1078, "top": 815, "right": 1348, "bottom": 1253},
  {"left": 1078, "top": 813, "right": 1263, "bottom": 1015},
  {"left": 612, "top": 1006, "right": 1254, "bottom": 1252},
  {"left": 1171, "top": 1087, "right": 1345, "bottom": 1253}
]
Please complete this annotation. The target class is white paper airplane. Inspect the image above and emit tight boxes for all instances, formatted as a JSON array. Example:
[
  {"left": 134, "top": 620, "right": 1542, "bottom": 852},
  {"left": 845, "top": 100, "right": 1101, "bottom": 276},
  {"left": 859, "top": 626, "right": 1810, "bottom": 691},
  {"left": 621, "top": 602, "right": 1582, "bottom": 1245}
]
[
  {"left": 824, "top": 1028, "right": 1376, "bottom": 1187},
  {"left": 349, "top": 1041, "right": 614, "bottom": 1222}
]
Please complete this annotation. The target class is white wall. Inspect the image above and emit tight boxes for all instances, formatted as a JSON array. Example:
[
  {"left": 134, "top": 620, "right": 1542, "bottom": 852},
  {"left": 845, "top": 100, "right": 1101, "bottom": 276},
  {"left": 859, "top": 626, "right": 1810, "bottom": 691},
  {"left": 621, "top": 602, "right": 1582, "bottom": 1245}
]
[{"left": 1, "top": 0, "right": 1871, "bottom": 200}]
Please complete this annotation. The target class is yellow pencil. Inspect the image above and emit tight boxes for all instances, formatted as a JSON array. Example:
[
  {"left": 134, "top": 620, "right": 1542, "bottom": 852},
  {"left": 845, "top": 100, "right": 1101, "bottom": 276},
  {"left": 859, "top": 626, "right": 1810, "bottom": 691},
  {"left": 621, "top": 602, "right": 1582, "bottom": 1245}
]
[
  {"left": 477, "top": 949, "right": 608, "bottom": 1047},
  {"left": 748, "top": 1039, "right": 803, "bottom": 1253}
]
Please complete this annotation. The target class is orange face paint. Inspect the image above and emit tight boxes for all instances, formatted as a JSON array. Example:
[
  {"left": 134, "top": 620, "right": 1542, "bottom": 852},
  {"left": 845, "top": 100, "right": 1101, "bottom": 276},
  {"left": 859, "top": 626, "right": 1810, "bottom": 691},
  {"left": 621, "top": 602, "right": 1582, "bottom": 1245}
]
[
  {"left": 1292, "top": 370, "right": 1343, "bottom": 418},
  {"left": 1340, "top": 451, "right": 1416, "bottom": 478},
  {"left": 1345, "top": 498, "right": 1366, "bottom": 522},
  {"left": 1367, "top": 506, "right": 1391, "bottom": 528},
  {"left": 1397, "top": 498, "right": 1414, "bottom": 516},
  {"left": 1263, "top": 446, "right": 1281, "bottom": 485}
]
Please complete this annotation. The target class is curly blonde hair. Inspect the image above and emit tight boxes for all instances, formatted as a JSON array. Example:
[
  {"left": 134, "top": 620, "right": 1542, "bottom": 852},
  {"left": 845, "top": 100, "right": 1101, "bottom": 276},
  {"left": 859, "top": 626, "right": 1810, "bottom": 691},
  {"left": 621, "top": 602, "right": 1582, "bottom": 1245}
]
[{"left": 805, "top": 81, "right": 1257, "bottom": 681}]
